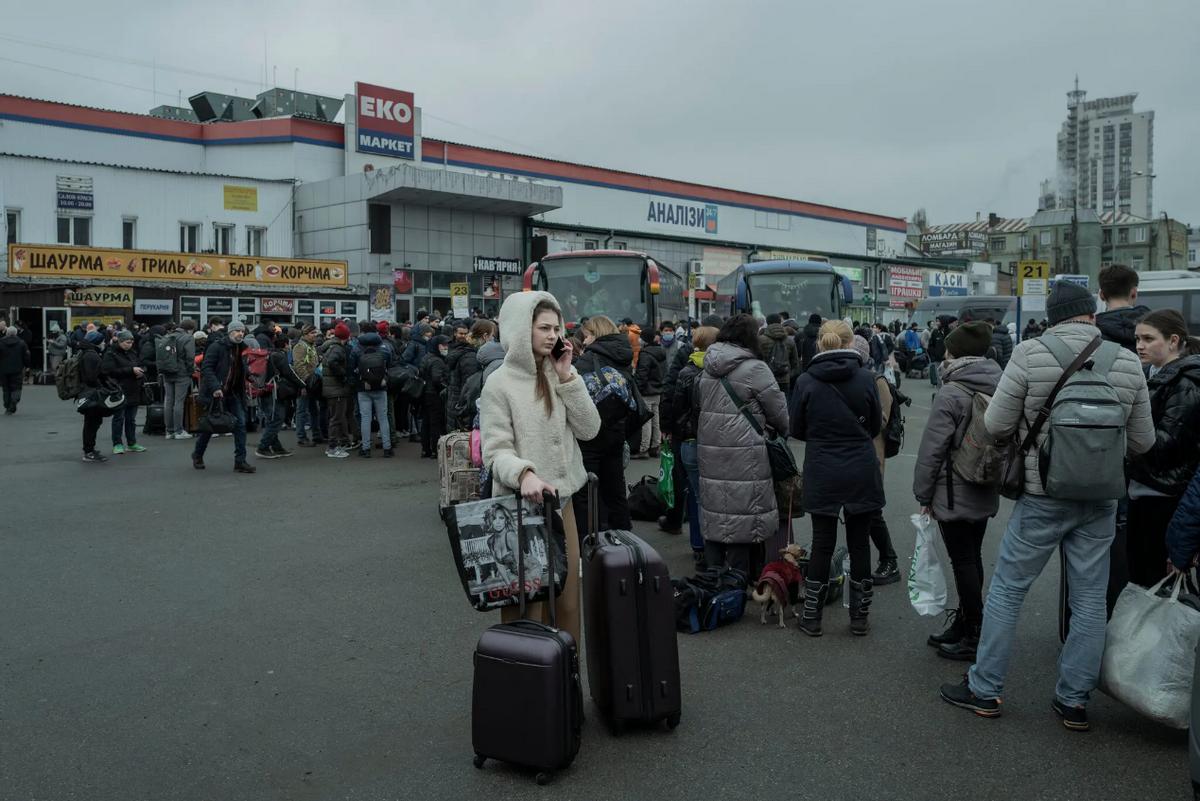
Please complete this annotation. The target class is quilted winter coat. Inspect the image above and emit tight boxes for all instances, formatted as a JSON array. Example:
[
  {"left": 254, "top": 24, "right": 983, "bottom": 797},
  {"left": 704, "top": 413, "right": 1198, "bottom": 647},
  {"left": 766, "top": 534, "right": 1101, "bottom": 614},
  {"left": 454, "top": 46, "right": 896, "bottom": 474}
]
[
  {"left": 983, "top": 321, "right": 1154, "bottom": 496},
  {"left": 1127, "top": 354, "right": 1200, "bottom": 496},
  {"left": 696, "top": 342, "right": 789, "bottom": 545}
]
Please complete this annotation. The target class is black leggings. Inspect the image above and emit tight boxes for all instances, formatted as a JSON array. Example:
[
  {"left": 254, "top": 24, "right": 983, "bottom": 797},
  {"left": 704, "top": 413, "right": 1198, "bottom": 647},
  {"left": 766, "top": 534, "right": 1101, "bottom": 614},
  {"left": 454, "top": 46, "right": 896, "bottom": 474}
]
[
  {"left": 808, "top": 512, "right": 873, "bottom": 584},
  {"left": 938, "top": 519, "right": 988, "bottom": 628},
  {"left": 1127, "top": 495, "right": 1180, "bottom": 588},
  {"left": 869, "top": 512, "right": 897, "bottom": 562}
]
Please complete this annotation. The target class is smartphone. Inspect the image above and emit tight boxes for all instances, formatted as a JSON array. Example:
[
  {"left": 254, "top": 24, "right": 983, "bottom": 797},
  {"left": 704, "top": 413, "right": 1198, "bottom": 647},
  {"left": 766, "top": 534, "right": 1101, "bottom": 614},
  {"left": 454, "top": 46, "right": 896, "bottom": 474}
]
[{"left": 551, "top": 337, "right": 567, "bottom": 360}]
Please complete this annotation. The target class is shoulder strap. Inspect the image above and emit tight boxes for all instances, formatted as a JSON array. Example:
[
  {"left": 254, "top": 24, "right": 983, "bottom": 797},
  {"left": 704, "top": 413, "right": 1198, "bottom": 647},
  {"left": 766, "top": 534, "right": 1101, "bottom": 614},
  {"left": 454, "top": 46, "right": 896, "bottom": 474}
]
[
  {"left": 1017, "top": 335, "right": 1102, "bottom": 454},
  {"left": 1090, "top": 341, "right": 1121, "bottom": 377},
  {"left": 720, "top": 376, "right": 764, "bottom": 436},
  {"left": 826, "top": 381, "right": 869, "bottom": 433}
]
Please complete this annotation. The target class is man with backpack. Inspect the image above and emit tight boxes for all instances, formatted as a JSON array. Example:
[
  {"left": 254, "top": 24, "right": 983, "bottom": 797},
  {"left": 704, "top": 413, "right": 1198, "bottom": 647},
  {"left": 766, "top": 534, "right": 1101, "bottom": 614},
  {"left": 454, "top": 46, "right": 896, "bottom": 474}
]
[
  {"left": 255, "top": 334, "right": 305, "bottom": 460},
  {"left": 758, "top": 313, "right": 799, "bottom": 393},
  {"left": 939, "top": 281, "right": 1153, "bottom": 731},
  {"left": 349, "top": 325, "right": 394, "bottom": 457},
  {"left": 160, "top": 319, "right": 197, "bottom": 439}
]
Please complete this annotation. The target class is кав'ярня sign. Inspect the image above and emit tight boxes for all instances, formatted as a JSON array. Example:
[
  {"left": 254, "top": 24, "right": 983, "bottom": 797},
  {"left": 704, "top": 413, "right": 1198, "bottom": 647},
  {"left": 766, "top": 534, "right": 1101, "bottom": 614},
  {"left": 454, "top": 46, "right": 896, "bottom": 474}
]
[{"left": 8, "top": 244, "right": 349, "bottom": 288}]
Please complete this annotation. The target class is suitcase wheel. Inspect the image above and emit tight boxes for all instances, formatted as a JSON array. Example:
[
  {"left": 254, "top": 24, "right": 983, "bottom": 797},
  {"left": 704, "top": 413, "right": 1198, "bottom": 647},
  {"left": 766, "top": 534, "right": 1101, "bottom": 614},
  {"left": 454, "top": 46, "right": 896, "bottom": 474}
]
[
  {"left": 666, "top": 712, "right": 681, "bottom": 731},
  {"left": 535, "top": 772, "right": 553, "bottom": 786},
  {"left": 472, "top": 754, "right": 486, "bottom": 770}
]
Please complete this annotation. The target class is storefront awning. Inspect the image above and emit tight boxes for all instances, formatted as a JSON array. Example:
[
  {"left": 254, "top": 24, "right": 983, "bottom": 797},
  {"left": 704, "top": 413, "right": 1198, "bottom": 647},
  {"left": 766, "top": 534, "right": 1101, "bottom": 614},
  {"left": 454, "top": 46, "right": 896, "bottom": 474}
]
[{"left": 356, "top": 163, "right": 562, "bottom": 217}]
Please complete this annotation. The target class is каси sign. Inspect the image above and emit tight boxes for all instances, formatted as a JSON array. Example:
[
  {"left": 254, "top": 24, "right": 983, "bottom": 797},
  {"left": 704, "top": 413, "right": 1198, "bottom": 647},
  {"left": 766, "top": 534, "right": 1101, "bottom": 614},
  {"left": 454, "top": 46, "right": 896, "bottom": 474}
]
[
  {"left": 355, "top": 81, "right": 415, "bottom": 160},
  {"left": 9, "top": 244, "right": 349, "bottom": 288}
]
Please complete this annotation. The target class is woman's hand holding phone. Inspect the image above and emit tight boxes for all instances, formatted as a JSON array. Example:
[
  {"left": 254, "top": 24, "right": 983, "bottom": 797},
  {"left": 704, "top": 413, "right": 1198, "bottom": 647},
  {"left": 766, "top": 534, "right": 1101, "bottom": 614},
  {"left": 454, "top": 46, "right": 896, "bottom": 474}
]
[{"left": 552, "top": 338, "right": 573, "bottom": 382}]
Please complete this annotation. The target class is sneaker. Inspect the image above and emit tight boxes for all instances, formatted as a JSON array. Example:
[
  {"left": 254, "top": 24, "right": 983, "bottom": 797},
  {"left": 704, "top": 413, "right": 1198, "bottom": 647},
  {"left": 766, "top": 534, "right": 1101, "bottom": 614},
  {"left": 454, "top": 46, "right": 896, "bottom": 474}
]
[
  {"left": 255, "top": 447, "right": 281, "bottom": 459},
  {"left": 872, "top": 559, "right": 901, "bottom": 585},
  {"left": 127, "top": 444, "right": 147, "bottom": 453},
  {"left": 112, "top": 444, "right": 126, "bottom": 455},
  {"left": 326, "top": 447, "right": 349, "bottom": 459},
  {"left": 383, "top": 448, "right": 394, "bottom": 458},
  {"left": 358, "top": 448, "right": 371, "bottom": 458},
  {"left": 234, "top": 462, "right": 257, "bottom": 474},
  {"left": 928, "top": 609, "right": 966, "bottom": 648},
  {"left": 1051, "top": 698, "right": 1090, "bottom": 732},
  {"left": 165, "top": 432, "right": 177, "bottom": 440},
  {"left": 83, "top": 450, "right": 108, "bottom": 463},
  {"left": 939, "top": 677, "right": 1001, "bottom": 718},
  {"left": 174, "top": 431, "right": 193, "bottom": 440},
  {"left": 270, "top": 443, "right": 293, "bottom": 457}
]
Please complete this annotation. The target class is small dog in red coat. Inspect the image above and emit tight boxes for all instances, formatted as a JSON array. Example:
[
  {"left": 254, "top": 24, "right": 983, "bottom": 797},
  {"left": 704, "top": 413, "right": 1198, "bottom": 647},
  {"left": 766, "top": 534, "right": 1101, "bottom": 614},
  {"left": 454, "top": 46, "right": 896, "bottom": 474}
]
[{"left": 751, "top": 544, "right": 807, "bottom": 628}]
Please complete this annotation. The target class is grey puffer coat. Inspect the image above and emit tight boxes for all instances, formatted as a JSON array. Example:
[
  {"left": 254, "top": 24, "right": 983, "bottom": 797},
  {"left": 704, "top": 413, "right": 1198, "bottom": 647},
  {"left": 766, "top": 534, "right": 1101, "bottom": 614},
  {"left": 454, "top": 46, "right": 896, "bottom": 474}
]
[
  {"left": 913, "top": 357, "right": 1003, "bottom": 522},
  {"left": 696, "top": 342, "right": 789, "bottom": 544},
  {"left": 983, "top": 322, "right": 1154, "bottom": 496}
]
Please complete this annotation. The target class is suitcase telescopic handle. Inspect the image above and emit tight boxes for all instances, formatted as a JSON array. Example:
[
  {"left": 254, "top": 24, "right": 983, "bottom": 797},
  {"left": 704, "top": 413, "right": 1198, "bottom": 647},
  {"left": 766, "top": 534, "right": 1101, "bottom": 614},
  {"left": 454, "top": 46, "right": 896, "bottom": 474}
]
[
  {"left": 585, "top": 472, "right": 599, "bottom": 545},
  {"left": 515, "top": 495, "right": 527, "bottom": 621},
  {"left": 543, "top": 489, "right": 559, "bottom": 630}
]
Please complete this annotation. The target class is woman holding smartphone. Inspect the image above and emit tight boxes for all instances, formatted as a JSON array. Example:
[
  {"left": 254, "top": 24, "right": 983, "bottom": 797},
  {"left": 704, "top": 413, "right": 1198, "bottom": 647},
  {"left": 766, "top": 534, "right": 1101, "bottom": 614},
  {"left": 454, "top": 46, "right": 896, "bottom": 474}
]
[{"left": 480, "top": 292, "right": 601, "bottom": 643}]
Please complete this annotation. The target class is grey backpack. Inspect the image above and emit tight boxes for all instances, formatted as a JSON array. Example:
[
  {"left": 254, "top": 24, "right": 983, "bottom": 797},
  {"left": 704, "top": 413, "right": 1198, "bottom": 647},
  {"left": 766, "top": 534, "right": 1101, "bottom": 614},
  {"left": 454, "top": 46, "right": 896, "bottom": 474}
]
[
  {"left": 948, "top": 385, "right": 1013, "bottom": 488},
  {"left": 1036, "top": 333, "right": 1126, "bottom": 500}
]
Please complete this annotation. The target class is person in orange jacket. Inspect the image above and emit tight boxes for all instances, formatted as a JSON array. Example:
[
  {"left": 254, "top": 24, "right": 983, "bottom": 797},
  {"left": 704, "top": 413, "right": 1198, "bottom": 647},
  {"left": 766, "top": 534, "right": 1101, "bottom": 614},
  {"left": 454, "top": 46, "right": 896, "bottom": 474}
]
[{"left": 622, "top": 318, "right": 642, "bottom": 369}]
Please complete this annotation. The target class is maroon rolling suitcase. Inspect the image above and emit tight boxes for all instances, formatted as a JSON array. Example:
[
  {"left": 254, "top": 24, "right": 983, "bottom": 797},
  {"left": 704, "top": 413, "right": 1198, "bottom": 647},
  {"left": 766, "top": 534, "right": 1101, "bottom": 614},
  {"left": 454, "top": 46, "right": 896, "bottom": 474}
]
[
  {"left": 582, "top": 473, "right": 682, "bottom": 734},
  {"left": 471, "top": 492, "right": 582, "bottom": 785}
]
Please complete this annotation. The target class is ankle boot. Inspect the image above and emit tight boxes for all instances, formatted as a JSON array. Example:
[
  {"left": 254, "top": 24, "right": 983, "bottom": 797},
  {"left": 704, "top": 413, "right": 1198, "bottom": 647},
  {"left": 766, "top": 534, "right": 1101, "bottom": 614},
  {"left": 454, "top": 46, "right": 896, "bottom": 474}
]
[
  {"left": 797, "top": 579, "right": 828, "bottom": 637},
  {"left": 927, "top": 608, "right": 965, "bottom": 648},
  {"left": 849, "top": 577, "right": 874, "bottom": 636},
  {"left": 938, "top": 624, "right": 981, "bottom": 661}
]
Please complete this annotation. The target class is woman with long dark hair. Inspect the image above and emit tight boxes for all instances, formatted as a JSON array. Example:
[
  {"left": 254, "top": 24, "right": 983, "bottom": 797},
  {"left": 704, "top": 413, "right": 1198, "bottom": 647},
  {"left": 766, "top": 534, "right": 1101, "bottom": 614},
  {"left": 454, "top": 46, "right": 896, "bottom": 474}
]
[{"left": 1126, "top": 309, "right": 1200, "bottom": 587}]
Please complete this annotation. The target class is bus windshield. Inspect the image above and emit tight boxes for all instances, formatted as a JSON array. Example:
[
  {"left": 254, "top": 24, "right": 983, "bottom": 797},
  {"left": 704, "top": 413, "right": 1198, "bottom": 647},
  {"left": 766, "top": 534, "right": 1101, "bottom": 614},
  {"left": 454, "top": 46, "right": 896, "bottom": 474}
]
[
  {"left": 747, "top": 272, "right": 835, "bottom": 320},
  {"left": 544, "top": 256, "right": 647, "bottom": 324}
]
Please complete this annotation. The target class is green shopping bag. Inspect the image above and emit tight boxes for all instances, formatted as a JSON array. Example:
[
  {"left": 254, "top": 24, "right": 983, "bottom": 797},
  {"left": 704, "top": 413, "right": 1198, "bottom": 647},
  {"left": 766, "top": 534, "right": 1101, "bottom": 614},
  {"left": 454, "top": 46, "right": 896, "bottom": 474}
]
[{"left": 658, "top": 447, "right": 675, "bottom": 509}]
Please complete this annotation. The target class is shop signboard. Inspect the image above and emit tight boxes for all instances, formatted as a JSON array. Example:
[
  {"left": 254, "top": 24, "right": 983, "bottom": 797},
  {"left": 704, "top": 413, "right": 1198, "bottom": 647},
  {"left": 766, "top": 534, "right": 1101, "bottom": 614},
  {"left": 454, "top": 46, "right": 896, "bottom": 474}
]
[
  {"left": 355, "top": 81, "right": 415, "bottom": 159},
  {"left": 450, "top": 282, "right": 470, "bottom": 318},
  {"left": 135, "top": 299, "right": 173, "bottom": 315},
  {"left": 63, "top": 286, "right": 135, "bottom": 307},
  {"left": 888, "top": 265, "right": 924, "bottom": 308},
  {"left": 370, "top": 284, "right": 394, "bottom": 322},
  {"left": 1017, "top": 260, "right": 1049, "bottom": 297},
  {"left": 473, "top": 256, "right": 522, "bottom": 275},
  {"left": 260, "top": 297, "right": 296, "bottom": 315},
  {"left": 223, "top": 185, "right": 259, "bottom": 212},
  {"left": 57, "top": 191, "right": 94, "bottom": 211},
  {"left": 8, "top": 244, "right": 349, "bottom": 288},
  {"left": 920, "top": 230, "right": 987, "bottom": 254},
  {"left": 645, "top": 196, "right": 718, "bottom": 235},
  {"left": 1055, "top": 274, "right": 1089, "bottom": 289},
  {"left": 928, "top": 271, "right": 968, "bottom": 297}
]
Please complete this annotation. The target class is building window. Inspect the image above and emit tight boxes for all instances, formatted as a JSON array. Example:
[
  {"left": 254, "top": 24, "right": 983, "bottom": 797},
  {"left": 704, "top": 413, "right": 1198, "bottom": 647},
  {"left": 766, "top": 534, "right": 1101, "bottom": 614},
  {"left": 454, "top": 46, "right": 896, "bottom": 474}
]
[
  {"left": 583, "top": 239, "right": 599, "bottom": 250},
  {"left": 1103, "top": 229, "right": 1112, "bottom": 245},
  {"left": 57, "top": 216, "right": 91, "bottom": 246},
  {"left": 1190, "top": 248, "right": 1197, "bottom": 263},
  {"left": 1019, "top": 234, "right": 1030, "bottom": 250},
  {"left": 611, "top": 241, "right": 627, "bottom": 250},
  {"left": 1039, "top": 231, "right": 1051, "bottom": 246},
  {"left": 1133, "top": 227, "right": 1147, "bottom": 244},
  {"left": 1062, "top": 255, "right": 1072, "bottom": 271},
  {"left": 214, "top": 224, "right": 234, "bottom": 255},
  {"left": 989, "top": 237, "right": 1006, "bottom": 252},
  {"left": 5, "top": 209, "right": 18, "bottom": 245},
  {"left": 368, "top": 204, "right": 391, "bottom": 254},
  {"left": 1131, "top": 256, "right": 1144, "bottom": 270},
  {"left": 122, "top": 218, "right": 137, "bottom": 250},
  {"left": 1118, "top": 228, "right": 1129, "bottom": 245},
  {"left": 180, "top": 223, "right": 200, "bottom": 253},
  {"left": 247, "top": 227, "right": 266, "bottom": 257}
]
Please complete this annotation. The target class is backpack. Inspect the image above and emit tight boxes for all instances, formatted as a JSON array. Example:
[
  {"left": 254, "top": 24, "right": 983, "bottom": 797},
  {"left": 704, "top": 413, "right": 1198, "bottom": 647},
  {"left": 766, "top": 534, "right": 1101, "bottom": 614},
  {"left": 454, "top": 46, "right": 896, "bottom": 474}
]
[
  {"left": 767, "top": 339, "right": 790, "bottom": 383},
  {"left": 582, "top": 365, "right": 639, "bottom": 424},
  {"left": 155, "top": 334, "right": 182, "bottom": 376},
  {"left": 1037, "top": 334, "right": 1127, "bottom": 500},
  {"left": 55, "top": 351, "right": 84, "bottom": 400},
  {"left": 882, "top": 384, "right": 909, "bottom": 458},
  {"left": 358, "top": 348, "right": 388, "bottom": 391},
  {"left": 388, "top": 362, "right": 425, "bottom": 401},
  {"left": 628, "top": 475, "right": 668, "bottom": 521},
  {"left": 947, "top": 384, "right": 1013, "bottom": 488},
  {"left": 243, "top": 347, "right": 275, "bottom": 398}
]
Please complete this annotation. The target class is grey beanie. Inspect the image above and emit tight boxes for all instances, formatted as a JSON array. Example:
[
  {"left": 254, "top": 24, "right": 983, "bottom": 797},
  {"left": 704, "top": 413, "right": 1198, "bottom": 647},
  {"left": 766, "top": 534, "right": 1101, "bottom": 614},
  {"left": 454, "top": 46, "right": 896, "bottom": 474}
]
[
  {"left": 116, "top": 330, "right": 135, "bottom": 342},
  {"left": 1046, "top": 281, "right": 1095, "bottom": 326},
  {"left": 228, "top": 322, "right": 247, "bottom": 333}
]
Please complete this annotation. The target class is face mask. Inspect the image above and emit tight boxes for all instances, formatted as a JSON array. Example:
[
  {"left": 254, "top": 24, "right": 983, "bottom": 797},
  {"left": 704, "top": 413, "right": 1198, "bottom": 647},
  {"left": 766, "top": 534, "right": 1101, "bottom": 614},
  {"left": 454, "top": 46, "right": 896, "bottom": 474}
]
[
  {"left": 661, "top": 334, "right": 675, "bottom": 345},
  {"left": 439, "top": 347, "right": 449, "bottom": 357}
]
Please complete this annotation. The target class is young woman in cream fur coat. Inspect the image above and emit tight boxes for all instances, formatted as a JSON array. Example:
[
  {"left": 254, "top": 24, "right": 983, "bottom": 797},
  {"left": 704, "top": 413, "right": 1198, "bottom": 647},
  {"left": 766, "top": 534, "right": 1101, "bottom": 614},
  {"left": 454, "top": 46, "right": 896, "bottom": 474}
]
[{"left": 480, "top": 291, "right": 601, "bottom": 643}]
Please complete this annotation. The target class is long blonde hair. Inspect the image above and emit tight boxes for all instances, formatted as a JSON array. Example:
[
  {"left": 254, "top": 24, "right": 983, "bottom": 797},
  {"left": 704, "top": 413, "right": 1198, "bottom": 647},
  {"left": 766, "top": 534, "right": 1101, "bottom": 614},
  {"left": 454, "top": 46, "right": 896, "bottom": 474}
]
[
  {"left": 582, "top": 315, "right": 619, "bottom": 339},
  {"left": 533, "top": 300, "right": 561, "bottom": 417},
  {"left": 818, "top": 320, "right": 853, "bottom": 352}
]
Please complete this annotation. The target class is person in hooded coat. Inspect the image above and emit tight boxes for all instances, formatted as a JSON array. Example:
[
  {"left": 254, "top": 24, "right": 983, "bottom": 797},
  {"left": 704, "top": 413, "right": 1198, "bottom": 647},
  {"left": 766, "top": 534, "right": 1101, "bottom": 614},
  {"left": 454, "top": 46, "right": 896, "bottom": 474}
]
[
  {"left": 790, "top": 319, "right": 883, "bottom": 636},
  {"left": 419, "top": 335, "right": 451, "bottom": 458},
  {"left": 0, "top": 324, "right": 30, "bottom": 414},
  {"left": 480, "top": 291, "right": 601, "bottom": 645},
  {"left": 759, "top": 313, "right": 800, "bottom": 392},
  {"left": 795, "top": 313, "right": 822, "bottom": 375},
  {"left": 696, "top": 314, "right": 789, "bottom": 576},
  {"left": 573, "top": 316, "right": 640, "bottom": 533}
]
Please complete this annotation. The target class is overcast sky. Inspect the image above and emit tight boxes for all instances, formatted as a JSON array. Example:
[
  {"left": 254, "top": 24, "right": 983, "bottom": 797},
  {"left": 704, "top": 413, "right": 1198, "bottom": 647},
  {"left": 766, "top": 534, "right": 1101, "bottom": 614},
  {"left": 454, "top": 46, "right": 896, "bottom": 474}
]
[{"left": 4, "top": 0, "right": 1198, "bottom": 226}]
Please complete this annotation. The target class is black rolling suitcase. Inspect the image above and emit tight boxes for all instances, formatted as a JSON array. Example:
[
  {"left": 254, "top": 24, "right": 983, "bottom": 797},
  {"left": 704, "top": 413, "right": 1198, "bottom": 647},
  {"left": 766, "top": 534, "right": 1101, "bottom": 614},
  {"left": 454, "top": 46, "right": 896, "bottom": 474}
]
[
  {"left": 582, "top": 473, "right": 682, "bottom": 734},
  {"left": 472, "top": 492, "right": 582, "bottom": 785}
]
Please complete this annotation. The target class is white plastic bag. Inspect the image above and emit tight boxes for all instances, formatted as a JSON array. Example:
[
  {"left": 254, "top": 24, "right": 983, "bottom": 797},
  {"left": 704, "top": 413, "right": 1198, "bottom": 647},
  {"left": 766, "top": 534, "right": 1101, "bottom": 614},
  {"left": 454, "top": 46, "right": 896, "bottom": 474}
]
[
  {"left": 1100, "top": 575, "right": 1200, "bottom": 729},
  {"left": 907, "top": 513, "right": 948, "bottom": 616}
]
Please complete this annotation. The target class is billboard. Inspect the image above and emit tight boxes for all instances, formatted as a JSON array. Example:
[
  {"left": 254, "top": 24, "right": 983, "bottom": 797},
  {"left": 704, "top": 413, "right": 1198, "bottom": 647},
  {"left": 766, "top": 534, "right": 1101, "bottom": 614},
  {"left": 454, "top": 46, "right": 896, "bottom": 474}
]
[
  {"left": 928, "top": 271, "right": 967, "bottom": 297},
  {"left": 355, "top": 82, "right": 415, "bottom": 159},
  {"left": 920, "top": 230, "right": 986, "bottom": 254},
  {"left": 889, "top": 266, "right": 924, "bottom": 308}
]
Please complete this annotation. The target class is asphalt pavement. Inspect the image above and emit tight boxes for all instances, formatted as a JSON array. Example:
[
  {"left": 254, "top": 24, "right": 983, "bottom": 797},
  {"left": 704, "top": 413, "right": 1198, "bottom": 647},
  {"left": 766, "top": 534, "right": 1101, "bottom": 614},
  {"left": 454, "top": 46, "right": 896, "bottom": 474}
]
[{"left": 0, "top": 382, "right": 1190, "bottom": 800}]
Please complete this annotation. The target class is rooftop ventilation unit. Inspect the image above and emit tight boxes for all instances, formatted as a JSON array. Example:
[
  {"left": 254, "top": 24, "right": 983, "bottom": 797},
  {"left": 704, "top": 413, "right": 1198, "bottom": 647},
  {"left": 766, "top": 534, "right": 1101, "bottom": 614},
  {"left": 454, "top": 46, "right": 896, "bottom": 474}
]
[
  {"left": 148, "top": 105, "right": 199, "bottom": 122},
  {"left": 187, "top": 92, "right": 257, "bottom": 123},
  {"left": 251, "top": 88, "right": 343, "bottom": 121}
]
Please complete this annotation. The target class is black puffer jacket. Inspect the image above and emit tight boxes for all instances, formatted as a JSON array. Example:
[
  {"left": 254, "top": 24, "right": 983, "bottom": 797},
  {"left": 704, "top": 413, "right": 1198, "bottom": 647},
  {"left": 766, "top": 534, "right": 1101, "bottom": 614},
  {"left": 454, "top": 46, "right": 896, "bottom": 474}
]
[
  {"left": 669, "top": 351, "right": 706, "bottom": 442},
  {"left": 658, "top": 344, "right": 692, "bottom": 438},
  {"left": 0, "top": 334, "right": 30, "bottom": 374},
  {"left": 445, "top": 340, "right": 480, "bottom": 424},
  {"left": 790, "top": 349, "right": 884, "bottom": 516},
  {"left": 635, "top": 342, "right": 667, "bottom": 396},
  {"left": 420, "top": 344, "right": 450, "bottom": 404},
  {"left": 78, "top": 340, "right": 103, "bottom": 389},
  {"left": 796, "top": 322, "right": 820, "bottom": 373},
  {"left": 1096, "top": 304, "right": 1151, "bottom": 353},
  {"left": 100, "top": 344, "right": 144, "bottom": 407},
  {"left": 576, "top": 333, "right": 637, "bottom": 454},
  {"left": 1129, "top": 355, "right": 1200, "bottom": 496},
  {"left": 990, "top": 325, "right": 1013, "bottom": 368}
]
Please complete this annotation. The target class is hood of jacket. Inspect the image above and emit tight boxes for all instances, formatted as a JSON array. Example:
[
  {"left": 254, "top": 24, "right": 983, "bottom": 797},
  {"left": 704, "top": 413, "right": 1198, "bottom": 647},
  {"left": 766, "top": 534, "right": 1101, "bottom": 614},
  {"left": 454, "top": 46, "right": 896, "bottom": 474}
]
[
  {"left": 941, "top": 356, "right": 1003, "bottom": 394},
  {"left": 1149, "top": 354, "right": 1200, "bottom": 391},
  {"left": 498, "top": 290, "right": 563, "bottom": 376},
  {"left": 446, "top": 338, "right": 477, "bottom": 367},
  {"left": 476, "top": 340, "right": 506, "bottom": 369},
  {"left": 763, "top": 322, "right": 788, "bottom": 341},
  {"left": 1095, "top": 304, "right": 1150, "bottom": 350},
  {"left": 702, "top": 341, "right": 758, "bottom": 379},
  {"left": 689, "top": 349, "right": 706, "bottom": 369},
  {"left": 805, "top": 349, "right": 864, "bottom": 383},
  {"left": 356, "top": 331, "right": 384, "bottom": 349},
  {"left": 585, "top": 333, "right": 633, "bottom": 368},
  {"left": 802, "top": 322, "right": 821, "bottom": 339}
]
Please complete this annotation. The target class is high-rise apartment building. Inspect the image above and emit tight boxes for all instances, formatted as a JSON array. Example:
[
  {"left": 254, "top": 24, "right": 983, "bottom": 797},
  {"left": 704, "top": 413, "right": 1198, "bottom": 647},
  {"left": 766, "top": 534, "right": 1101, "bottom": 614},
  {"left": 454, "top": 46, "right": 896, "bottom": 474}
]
[{"left": 1056, "top": 80, "right": 1154, "bottom": 219}]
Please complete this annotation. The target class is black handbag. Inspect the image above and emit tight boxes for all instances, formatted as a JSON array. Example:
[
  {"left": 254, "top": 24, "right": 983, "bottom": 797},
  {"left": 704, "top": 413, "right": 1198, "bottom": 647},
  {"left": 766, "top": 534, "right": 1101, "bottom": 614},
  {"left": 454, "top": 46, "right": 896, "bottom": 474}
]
[
  {"left": 196, "top": 397, "right": 236, "bottom": 435},
  {"left": 75, "top": 383, "right": 126, "bottom": 417},
  {"left": 720, "top": 377, "right": 799, "bottom": 482}
]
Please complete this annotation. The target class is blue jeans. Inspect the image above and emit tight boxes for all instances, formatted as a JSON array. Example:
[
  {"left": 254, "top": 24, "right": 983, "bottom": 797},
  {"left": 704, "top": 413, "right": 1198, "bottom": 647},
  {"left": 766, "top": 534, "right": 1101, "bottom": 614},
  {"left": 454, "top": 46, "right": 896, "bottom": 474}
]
[
  {"left": 680, "top": 440, "right": 703, "bottom": 552},
  {"left": 929, "top": 360, "right": 942, "bottom": 387},
  {"left": 193, "top": 395, "right": 248, "bottom": 464},
  {"left": 259, "top": 395, "right": 285, "bottom": 449},
  {"left": 358, "top": 390, "right": 391, "bottom": 451},
  {"left": 294, "top": 392, "right": 312, "bottom": 441},
  {"left": 968, "top": 494, "right": 1118, "bottom": 707},
  {"left": 111, "top": 404, "right": 138, "bottom": 446}
]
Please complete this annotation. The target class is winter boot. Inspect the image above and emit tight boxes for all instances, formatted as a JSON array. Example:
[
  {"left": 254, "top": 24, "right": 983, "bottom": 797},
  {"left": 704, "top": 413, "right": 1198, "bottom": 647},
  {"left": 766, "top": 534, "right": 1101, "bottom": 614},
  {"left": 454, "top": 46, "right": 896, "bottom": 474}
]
[
  {"left": 872, "top": 558, "right": 900, "bottom": 585},
  {"left": 927, "top": 608, "right": 966, "bottom": 648},
  {"left": 938, "top": 624, "right": 980, "bottom": 661},
  {"left": 849, "top": 577, "right": 873, "bottom": 636},
  {"left": 797, "top": 579, "right": 828, "bottom": 637}
]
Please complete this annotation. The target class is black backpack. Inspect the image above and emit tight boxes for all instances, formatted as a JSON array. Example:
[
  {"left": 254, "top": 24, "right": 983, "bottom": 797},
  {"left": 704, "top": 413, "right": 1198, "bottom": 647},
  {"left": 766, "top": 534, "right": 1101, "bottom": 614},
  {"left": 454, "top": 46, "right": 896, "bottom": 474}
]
[
  {"left": 358, "top": 348, "right": 388, "bottom": 390},
  {"left": 767, "top": 339, "right": 790, "bottom": 383},
  {"left": 883, "top": 385, "right": 910, "bottom": 458},
  {"left": 627, "top": 476, "right": 667, "bottom": 521}
]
